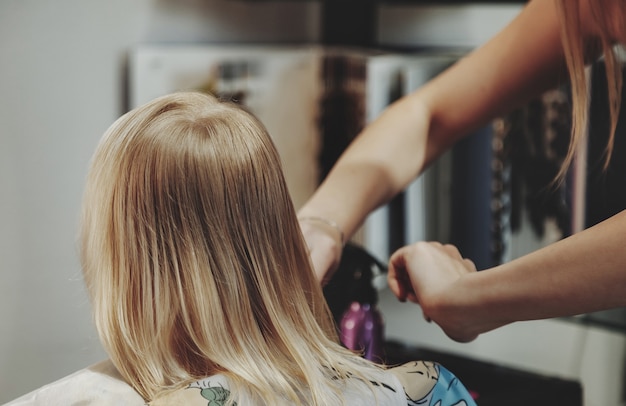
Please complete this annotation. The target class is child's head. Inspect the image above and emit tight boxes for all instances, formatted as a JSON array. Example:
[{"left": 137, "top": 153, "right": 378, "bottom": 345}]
[{"left": 80, "top": 92, "right": 353, "bottom": 402}]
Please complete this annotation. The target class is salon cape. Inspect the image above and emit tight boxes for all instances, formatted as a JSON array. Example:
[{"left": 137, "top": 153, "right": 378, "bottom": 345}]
[{"left": 5, "top": 359, "right": 475, "bottom": 406}]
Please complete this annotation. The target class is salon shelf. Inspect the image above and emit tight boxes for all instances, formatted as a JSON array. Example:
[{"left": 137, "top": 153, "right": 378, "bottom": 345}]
[
  {"left": 240, "top": 0, "right": 526, "bottom": 47},
  {"left": 565, "top": 308, "right": 626, "bottom": 335}
]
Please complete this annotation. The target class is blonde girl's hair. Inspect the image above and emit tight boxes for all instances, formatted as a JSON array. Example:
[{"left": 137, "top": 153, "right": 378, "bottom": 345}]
[
  {"left": 80, "top": 92, "right": 380, "bottom": 404},
  {"left": 555, "top": 0, "right": 623, "bottom": 181}
]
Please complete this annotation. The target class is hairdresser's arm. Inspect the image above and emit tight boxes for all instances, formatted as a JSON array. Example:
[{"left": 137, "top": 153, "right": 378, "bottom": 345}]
[
  {"left": 388, "top": 210, "right": 626, "bottom": 342},
  {"left": 299, "top": 0, "right": 568, "bottom": 281}
]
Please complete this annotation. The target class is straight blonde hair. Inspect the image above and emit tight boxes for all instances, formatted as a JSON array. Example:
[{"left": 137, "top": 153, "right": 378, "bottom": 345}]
[
  {"left": 556, "top": 0, "right": 623, "bottom": 180},
  {"left": 80, "top": 92, "right": 380, "bottom": 404}
]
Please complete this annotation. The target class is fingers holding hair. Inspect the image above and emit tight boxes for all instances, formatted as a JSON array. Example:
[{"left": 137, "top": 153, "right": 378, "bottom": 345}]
[{"left": 387, "top": 241, "right": 478, "bottom": 307}]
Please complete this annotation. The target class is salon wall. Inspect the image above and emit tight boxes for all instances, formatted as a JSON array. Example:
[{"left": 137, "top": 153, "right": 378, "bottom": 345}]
[{"left": 2, "top": 1, "right": 624, "bottom": 405}]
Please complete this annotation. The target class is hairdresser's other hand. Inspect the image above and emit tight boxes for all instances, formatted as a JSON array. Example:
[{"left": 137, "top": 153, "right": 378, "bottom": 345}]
[
  {"left": 299, "top": 220, "right": 342, "bottom": 285},
  {"left": 388, "top": 242, "right": 479, "bottom": 343}
]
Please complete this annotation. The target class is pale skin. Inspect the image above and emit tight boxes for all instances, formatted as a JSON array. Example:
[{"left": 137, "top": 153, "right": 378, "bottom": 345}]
[
  {"left": 388, "top": 211, "right": 626, "bottom": 342},
  {"left": 298, "top": 0, "right": 626, "bottom": 341}
]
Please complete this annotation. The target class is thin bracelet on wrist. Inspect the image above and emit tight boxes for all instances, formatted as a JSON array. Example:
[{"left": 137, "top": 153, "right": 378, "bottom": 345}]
[{"left": 298, "top": 216, "right": 345, "bottom": 246}]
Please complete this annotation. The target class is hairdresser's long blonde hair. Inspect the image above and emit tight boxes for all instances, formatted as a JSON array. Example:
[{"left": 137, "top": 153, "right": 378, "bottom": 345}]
[
  {"left": 556, "top": 0, "right": 623, "bottom": 179},
  {"left": 80, "top": 92, "right": 379, "bottom": 404}
]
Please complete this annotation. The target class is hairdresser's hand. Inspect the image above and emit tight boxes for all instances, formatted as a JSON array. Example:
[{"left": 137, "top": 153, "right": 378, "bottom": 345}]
[
  {"left": 388, "top": 242, "right": 479, "bottom": 343},
  {"left": 299, "top": 220, "right": 342, "bottom": 285}
]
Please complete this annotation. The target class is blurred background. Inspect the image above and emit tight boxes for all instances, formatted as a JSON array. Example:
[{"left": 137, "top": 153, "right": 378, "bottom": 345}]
[{"left": 1, "top": 1, "right": 625, "bottom": 405}]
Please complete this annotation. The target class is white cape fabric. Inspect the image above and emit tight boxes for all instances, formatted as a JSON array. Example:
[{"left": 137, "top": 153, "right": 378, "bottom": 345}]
[
  {"left": 4, "top": 360, "right": 146, "bottom": 406},
  {"left": 4, "top": 359, "right": 476, "bottom": 406}
]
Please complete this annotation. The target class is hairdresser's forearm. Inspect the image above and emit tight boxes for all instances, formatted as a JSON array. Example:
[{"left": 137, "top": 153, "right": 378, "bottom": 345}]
[
  {"left": 455, "top": 211, "right": 626, "bottom": 336},
  {"left": 300, "top": 0, "right": 569, "bottom": 239},
  {"left": 298, "top": 96, "right": 431, "bottom": 238}
]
